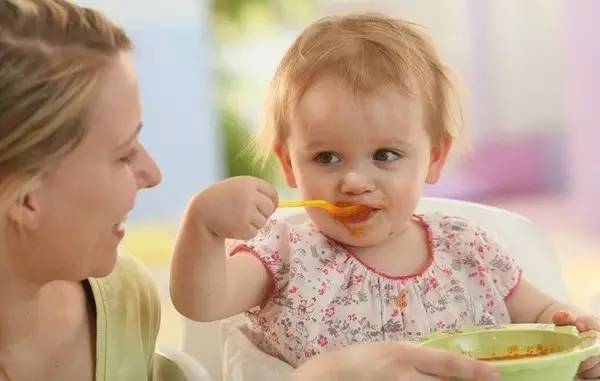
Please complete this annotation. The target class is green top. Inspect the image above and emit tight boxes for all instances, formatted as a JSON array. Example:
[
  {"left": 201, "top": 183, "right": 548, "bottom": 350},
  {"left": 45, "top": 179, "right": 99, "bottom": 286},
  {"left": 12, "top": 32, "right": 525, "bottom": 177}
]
[{"left": 88, "top": 255, "right": 186, "bottom": 381}]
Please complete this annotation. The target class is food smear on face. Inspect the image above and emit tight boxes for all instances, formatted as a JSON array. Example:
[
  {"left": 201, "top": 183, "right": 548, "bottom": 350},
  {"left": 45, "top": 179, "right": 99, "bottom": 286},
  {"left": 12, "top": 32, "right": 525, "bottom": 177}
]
[
  {"left": 331, "top": 204, "right": 373, "bottom": 219},
  {"left": 346, "top": 226, "right": 365, "bottom": 237},
  {"left": 332, "top": 203, "right": 381, "bottom": 237}
]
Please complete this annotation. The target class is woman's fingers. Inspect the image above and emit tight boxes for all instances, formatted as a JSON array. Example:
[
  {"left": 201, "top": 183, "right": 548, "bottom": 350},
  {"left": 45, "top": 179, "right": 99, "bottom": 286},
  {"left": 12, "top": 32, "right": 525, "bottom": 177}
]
[{"left": 411, "top": 346, "right": 500, "bottom": 381}]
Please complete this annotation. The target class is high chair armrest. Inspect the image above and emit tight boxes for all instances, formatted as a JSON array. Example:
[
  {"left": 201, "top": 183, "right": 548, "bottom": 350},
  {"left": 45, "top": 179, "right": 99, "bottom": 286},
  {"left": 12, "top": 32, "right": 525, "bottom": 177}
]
[{"left": 156, "top": 346, "right": 215, "bottom": 381}]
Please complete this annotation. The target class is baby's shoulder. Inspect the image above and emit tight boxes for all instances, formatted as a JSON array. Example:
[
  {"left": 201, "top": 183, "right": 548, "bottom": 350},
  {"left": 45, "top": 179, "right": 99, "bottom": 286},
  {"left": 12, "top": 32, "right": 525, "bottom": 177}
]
[
  {"left": 419, "top": 212, "right": 509, "bottom": 264},
  {"left": 263, "top": 216, "right": 321, "bottom": 240},
  {"left": 226, "top": 217, "right": 325, "bottom": 252},
  {"left": 419, "top": 212, "right": 479, "bottom": 238},
  {"left": 420, "top": 212, "right": 494, "bottom": 252}
]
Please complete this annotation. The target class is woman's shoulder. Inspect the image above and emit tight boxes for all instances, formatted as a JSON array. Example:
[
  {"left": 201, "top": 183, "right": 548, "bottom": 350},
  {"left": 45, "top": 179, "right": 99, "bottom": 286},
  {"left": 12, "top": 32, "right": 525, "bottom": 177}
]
[
  {"left": 94, "top": 254, "right": 160, "bottom": 326},
  {"left": 95, "top": 255, "right": 159, "bottom": 305},
  {"left": 88, "top": 255, "right": 161, "bottom": 377},
  {"left": 110, "top": 254, "right": 157, "bottom": 288}
]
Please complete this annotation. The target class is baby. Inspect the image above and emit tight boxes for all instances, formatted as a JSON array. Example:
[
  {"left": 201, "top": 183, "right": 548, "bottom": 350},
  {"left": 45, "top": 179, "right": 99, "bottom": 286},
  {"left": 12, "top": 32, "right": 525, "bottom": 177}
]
[{"left": 170, "top": 13, "right": 600, "bottom": 377}]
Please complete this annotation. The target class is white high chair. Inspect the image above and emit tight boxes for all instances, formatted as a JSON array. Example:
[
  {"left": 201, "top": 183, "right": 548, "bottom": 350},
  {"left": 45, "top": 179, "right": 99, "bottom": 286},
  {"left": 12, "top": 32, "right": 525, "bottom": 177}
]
[
  {"left": 179, "top": 197, "right": 568, "bottom": 381},
  {"left": 155, "top": 346, "right": 215, "bottom": 380}
]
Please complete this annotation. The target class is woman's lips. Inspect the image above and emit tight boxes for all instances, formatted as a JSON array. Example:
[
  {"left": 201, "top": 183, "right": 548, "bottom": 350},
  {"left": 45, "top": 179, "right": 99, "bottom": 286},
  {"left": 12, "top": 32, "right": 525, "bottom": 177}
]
[
  {"left": 112, "top": 221, "right": 125, "bottom": 240},
  {"left": 111, "top": 211, "right": 131, "bottom": 241}
]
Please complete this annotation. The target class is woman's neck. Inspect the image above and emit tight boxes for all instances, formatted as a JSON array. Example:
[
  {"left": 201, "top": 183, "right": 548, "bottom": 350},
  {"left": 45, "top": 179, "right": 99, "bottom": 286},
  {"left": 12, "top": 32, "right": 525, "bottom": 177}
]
[
  {"left": 0, "top": 275, "right": 95, "bottom": 381},
  {"left": 0, "top": 274, "right": 90, "bottom": 352},
  {"left": 0, "top": 274, "right": 43, "bottom": 350}
]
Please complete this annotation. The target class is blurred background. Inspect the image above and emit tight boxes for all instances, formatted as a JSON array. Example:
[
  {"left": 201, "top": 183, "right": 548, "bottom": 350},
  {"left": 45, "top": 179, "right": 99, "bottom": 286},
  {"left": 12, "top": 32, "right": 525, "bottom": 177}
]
[{"left": 75, "top": 0, "right": 599, "bottom": 347}]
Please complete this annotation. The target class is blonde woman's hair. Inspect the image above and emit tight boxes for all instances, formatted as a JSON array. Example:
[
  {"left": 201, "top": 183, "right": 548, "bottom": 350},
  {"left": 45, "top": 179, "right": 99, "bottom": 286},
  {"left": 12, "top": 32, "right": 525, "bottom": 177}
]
[
  {"left": 0, "top": 0, "right": 132, "bottom": 213},
  {"left": 254, "top": 13, "right": 464, "bottom": 166}
]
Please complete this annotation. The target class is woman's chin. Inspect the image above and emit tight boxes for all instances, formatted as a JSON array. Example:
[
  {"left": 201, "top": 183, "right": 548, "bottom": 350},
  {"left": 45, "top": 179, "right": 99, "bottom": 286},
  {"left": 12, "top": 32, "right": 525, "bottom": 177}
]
[{"left": 88, "top": 250, "right": 119, "bottom": 278}]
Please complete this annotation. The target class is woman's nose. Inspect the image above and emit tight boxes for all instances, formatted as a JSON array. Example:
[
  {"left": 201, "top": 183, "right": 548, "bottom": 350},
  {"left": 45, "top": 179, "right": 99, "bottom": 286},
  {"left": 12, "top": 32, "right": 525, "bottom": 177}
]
[{"left": 135, "top": 146, "right": 162, "bottom": 189}]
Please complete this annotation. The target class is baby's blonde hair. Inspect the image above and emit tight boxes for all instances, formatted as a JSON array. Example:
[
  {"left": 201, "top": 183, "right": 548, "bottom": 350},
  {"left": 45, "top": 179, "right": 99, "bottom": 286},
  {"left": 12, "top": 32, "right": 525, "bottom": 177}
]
[
  {"left": 254, "top": 13, "right": 464, "bottom": 166},
  {"left": 0, "top": 0, "right": 132, "bottom": 214}
]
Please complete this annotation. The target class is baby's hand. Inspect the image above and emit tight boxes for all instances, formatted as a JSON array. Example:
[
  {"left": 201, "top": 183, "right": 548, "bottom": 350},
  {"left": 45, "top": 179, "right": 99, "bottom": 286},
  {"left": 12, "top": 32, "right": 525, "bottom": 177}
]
[
  {"left": 553, "top": 310, "right": 600, "bottom": 379},
  {"left": 189, "top": 176, "right": 278, "bottom": 240}
]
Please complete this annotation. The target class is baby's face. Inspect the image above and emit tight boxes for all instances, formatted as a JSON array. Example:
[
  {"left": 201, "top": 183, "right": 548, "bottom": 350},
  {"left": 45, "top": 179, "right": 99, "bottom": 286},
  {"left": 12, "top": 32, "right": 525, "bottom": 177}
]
[{"left": 277, "top": 74, "right": 447, "bottom": 247}]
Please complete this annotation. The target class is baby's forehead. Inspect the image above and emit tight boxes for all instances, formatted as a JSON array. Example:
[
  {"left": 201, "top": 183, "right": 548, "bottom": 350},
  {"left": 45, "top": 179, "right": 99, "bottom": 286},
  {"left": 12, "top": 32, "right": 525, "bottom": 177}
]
[
  {"left": 294, "top": 75, "right": 423, "bottom": 120},
  {"left": 291, "top": 88, "right": 425, "bottom": 144},
  {"left": 294, "top": 62, "right": 423, "bottom": 97}
]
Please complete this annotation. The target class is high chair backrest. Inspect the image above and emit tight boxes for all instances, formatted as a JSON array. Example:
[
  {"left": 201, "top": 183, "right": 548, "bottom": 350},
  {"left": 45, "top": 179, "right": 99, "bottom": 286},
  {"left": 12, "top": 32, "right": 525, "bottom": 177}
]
[{"left": 180, "top": 197, "right": 568, "bottom": 381}]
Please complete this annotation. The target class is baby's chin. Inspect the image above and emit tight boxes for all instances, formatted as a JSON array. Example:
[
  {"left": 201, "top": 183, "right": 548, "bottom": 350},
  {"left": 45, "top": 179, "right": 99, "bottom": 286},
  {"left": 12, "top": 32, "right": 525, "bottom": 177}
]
[{"left": 316, "top": 222, "right": 391, "bottom": 248}]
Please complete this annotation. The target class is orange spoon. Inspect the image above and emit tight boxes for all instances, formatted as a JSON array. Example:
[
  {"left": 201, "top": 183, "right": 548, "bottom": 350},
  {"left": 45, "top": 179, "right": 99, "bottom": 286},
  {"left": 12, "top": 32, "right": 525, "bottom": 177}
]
[{"left": 278, "top": 199, "right": 370, "bottom": 218}]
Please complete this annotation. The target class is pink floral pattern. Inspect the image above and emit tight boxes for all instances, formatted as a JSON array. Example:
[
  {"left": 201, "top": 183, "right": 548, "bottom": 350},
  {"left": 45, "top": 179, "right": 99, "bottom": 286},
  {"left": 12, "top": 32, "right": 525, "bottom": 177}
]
[{"left": 228, "top": 213, "right": 522, "bottom": 367}]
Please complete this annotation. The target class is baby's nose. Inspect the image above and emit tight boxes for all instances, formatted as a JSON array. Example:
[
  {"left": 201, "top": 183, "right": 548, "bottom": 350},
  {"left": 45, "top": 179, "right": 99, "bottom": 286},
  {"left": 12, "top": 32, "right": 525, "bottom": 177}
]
[{"left": 340, "top": 171, "right": 375, "bottom": 195}]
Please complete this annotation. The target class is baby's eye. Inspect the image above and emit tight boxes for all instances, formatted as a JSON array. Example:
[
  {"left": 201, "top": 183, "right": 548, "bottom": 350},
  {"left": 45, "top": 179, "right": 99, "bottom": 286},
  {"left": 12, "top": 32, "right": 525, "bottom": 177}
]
[
  {"left": 314, "top": 152, "right": 341, "bottom": 165},
  {"left": 373, "top": 149, "right": 400, "bottom": 162}
]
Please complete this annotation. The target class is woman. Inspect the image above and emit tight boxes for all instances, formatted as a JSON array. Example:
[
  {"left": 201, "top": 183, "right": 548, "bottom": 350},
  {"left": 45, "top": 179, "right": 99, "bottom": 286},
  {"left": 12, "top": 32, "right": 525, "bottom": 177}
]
[
  {"left": 0, "top": 0, "right": 498, "bottom": 380},
  {"left": 0, "top": 1, "right": 169, "bottom": 379}
]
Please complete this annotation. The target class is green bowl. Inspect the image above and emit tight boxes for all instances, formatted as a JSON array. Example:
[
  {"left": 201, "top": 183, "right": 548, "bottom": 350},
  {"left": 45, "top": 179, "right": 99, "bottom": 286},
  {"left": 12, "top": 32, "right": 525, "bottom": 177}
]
[{"left": 421, "top": 324, "right": 600, "bottom": 381}]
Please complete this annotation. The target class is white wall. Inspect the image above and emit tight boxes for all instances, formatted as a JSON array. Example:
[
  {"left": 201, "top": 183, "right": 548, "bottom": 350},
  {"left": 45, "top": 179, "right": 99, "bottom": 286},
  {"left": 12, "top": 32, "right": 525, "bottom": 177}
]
[
  {"left": 75, "top": 0, "right": 202, "bottom": 28},
  {"left": 224, "top": 0, "right": 565, "bottom": 142},
  {"left": 564, "top": 0, "right": 600, "bottom": 233}
]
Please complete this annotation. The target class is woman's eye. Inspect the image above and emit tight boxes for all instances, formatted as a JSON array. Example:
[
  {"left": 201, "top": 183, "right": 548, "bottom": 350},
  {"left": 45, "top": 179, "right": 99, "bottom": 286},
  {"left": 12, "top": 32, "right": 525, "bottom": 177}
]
[
  {"left": 120, "top": 149, "right": 138, "bottom": 164},
  {"left": 314, "top": 152, "right": 340, "bottom": 165},
  {"left": 373, "top": 149, "right": 400, "bottom": 162}
]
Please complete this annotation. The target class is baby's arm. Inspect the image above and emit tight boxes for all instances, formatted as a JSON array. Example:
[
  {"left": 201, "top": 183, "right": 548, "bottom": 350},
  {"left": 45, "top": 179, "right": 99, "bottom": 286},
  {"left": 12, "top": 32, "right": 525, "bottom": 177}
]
[
  {"left": 505, "top": 278, "right": 585, "bottom": 323},
  {"left": 460, "top": 220, "right": 583, "bottom": 323},
  {"left": 170, "top": 176, "right": 278, "bottom": 322},
  {"left": 507, "top": 278, "right": 600, "bottom": 379}
]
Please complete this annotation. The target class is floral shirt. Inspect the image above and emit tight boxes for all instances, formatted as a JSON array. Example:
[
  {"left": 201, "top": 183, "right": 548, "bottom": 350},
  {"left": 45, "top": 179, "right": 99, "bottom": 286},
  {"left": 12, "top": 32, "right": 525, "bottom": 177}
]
[{"left": 227, "top": 213, "right": 522, "bottom": 367}]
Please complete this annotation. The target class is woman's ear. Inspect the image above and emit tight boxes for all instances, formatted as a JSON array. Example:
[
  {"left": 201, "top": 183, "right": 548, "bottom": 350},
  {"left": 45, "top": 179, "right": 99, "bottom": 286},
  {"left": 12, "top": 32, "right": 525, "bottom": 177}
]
[
  {"left": 6, "top": 192, "right": 41, "bottom": 230},
  {"left": 426, "top": 136, "right": 453, "bottom": 184},
  {"left": 274, "top": 140, "right": 297, "bottom": 188}
]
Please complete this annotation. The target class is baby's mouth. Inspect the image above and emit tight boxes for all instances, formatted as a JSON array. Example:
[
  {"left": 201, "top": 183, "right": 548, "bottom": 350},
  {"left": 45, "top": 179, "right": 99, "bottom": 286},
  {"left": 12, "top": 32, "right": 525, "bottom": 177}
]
[{"left": 334, "top": 204, "right": 381, "bottom": 224}]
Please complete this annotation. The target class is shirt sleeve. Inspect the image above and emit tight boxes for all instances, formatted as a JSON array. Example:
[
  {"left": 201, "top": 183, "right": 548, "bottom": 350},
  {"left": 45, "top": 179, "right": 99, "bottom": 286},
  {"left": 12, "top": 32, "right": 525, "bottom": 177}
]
[
  {"left": 226, "top": 218, "right": 292, "bottom": 295},
  {"left": 476, "top": 225, "right": 522, "bottom": 298},
  {"left": 441, "top": 215, "right": 523, "bottom": 299},
  {"left": 115, "top": 255, "right": 162, "bottom": 373}
]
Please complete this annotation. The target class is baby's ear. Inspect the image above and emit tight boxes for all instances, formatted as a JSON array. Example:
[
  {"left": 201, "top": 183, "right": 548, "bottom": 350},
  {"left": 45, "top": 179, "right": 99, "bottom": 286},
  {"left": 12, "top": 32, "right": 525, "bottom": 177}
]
[
  {"left": 426, "top": 136, "right": 452, "bottom": 184},
  {"left": 274, "top": 140, "right": 297, "bottom": 188}
]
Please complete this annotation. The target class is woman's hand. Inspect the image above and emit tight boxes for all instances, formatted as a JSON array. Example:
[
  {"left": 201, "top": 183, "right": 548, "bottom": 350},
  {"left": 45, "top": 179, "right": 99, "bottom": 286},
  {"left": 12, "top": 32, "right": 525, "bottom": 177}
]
[{"left": 288, "top": 341, "right": 500, "bottom": 381}]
